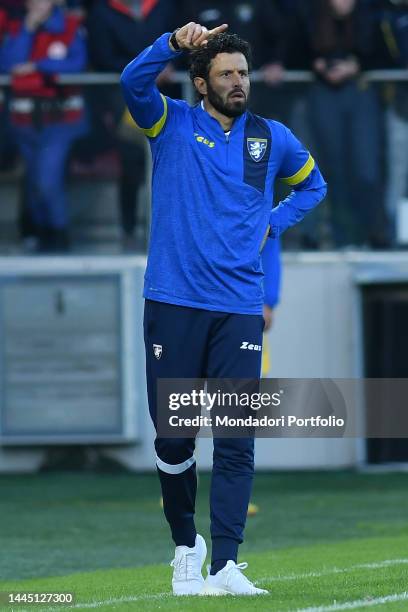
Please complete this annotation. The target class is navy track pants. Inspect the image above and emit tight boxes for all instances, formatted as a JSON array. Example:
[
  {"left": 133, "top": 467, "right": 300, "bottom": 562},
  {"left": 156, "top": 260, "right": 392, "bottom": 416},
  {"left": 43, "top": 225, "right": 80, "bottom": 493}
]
[{"left": 143, "top": 299, "right": 264, "bottom": 565}]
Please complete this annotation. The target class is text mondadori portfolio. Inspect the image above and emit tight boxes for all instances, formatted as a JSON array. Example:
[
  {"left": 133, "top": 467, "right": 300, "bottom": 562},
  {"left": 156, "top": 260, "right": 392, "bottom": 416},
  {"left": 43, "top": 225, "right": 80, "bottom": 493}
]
[{"left": 168, "top": 415, "right": 345, "bottom": 428}]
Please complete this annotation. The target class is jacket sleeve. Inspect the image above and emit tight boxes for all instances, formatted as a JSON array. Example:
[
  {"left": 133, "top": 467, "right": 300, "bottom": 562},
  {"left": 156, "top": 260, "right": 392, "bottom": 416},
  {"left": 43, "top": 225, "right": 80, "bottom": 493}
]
[
  {"left": 0, "top": 25, "right": 33, "bottom": 71},
  {"left": 261, "top": 237, "right": 281, "bottom": 308},
  {"left": 269, "top": 126, "right": 327, "bottom": 238},
  {"left": 120, "top": 32, "right": 182, "bottom": 138}
]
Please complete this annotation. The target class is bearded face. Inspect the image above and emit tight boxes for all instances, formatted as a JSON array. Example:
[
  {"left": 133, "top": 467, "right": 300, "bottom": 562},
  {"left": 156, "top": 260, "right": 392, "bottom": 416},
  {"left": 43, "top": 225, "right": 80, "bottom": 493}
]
[{"left": 198, "top": 52, "right": 250, "bottom": 118}]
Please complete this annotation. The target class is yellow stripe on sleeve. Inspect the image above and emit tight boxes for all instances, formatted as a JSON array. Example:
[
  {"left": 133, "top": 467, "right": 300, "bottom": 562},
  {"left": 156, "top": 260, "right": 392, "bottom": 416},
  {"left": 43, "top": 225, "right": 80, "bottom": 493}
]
[
  {"left": 137, "top": 94, "right": 168, "bottom": 138},
  {"left": 281, "top": 154, "right": 315, "bottom": 186}
]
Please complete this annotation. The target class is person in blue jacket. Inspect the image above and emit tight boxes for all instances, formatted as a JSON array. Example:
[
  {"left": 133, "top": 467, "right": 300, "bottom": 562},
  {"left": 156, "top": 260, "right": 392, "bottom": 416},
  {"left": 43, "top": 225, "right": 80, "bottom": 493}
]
[
  {"left": 0, "top": 0, "right": 87, "bottom": 252},
  {"left": 121, "top": 22, "right": 326, "bottom": 596}
]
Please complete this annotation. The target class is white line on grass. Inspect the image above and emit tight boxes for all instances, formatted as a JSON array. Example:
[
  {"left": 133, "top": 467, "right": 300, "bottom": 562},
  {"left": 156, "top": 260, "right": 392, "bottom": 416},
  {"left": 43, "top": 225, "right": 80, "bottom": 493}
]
[
  {"left": 16, "top": 557, "right": 408, "bottom": 612},
  {"left": 256, "top": 558, "right": 408, "bottom": 585},
  {"left": 297, "top": 591, "right": 408, "bottom": 611}
]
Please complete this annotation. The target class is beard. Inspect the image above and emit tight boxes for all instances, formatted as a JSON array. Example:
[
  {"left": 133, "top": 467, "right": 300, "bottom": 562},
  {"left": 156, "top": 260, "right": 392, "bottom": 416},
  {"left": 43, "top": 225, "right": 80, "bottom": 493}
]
[{"left": 206, "top": 80, "right": 248, "bottom": 118}]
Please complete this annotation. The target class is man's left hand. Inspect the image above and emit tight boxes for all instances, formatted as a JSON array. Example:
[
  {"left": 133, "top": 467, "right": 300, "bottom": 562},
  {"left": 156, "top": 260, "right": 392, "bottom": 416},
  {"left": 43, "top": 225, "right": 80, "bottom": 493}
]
[{"left": 263, "top": 305, "right": 274, "bottom": 332}]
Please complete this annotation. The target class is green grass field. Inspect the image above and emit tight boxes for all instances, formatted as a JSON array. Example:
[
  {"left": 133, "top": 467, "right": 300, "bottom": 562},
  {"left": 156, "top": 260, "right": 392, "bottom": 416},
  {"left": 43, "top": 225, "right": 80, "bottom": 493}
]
[{"left": 0, "top": 471, "right": 407, "bottom": 611}]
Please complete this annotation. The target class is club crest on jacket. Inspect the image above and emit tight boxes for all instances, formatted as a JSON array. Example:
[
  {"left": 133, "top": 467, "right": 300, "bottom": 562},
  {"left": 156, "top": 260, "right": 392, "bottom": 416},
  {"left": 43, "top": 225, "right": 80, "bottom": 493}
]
[{"left": 247, "top": 138, "right": 268, "bottom": 162}]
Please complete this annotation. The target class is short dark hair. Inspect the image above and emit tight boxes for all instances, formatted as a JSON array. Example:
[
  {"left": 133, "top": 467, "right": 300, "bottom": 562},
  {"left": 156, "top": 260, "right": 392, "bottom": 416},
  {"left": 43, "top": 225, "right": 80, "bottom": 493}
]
[{"left": 189, "top": 33, "right": 252, "bottom": 85}]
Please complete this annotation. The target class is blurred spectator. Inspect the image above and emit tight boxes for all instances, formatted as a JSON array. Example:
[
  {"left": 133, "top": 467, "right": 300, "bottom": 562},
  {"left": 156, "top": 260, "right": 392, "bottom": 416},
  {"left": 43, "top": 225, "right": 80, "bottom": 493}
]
[
  {"left": 87, "top": 0, "right": 175, "bottom": 252},
  {"left": 291, "top": 0, "right": 389, "bottom": 248},
  {"left": 0, "top": 0, "right": 88, "bottom": 252},
  {"left": 373, "top": 0, "right": 408, "bottom": 242},
  {"left": 0, "top": 3, "right": 29, "bottom": 245},
  {"left": 1, "top": 3, "right": 36, "bottom": 243}
]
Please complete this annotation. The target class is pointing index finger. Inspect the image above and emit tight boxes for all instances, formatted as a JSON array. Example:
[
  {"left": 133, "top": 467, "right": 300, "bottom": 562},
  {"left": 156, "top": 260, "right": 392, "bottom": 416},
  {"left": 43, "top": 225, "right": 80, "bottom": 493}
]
[{"left": 208, "top": 23, "right": 228, "bottom": 38}]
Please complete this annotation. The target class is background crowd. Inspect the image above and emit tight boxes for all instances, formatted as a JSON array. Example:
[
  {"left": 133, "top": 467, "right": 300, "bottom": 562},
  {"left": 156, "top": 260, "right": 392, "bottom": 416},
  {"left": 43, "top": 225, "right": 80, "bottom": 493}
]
[{"left": 0, "top": 0, "right": 407, "bottom": 253}]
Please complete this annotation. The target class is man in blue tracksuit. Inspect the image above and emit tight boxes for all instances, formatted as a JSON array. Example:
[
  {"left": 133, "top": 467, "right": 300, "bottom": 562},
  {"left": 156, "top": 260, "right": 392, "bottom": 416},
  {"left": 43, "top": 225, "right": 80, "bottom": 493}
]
[{"left": 121, "top": 21, "right": 326, "bottom": 596}]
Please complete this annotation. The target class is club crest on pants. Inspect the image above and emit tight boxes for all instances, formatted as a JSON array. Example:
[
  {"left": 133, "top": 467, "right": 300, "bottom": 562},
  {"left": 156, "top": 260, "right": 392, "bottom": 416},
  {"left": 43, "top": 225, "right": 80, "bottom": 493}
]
[{"left": 153, "top": 344, "right": 162, "bottom": 360}]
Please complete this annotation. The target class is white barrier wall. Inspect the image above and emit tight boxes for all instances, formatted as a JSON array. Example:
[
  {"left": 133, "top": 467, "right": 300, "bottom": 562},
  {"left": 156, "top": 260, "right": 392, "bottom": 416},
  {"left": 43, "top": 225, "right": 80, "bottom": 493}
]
[{"left": 1, "top": 252, "right": 408, "bottom": 472}]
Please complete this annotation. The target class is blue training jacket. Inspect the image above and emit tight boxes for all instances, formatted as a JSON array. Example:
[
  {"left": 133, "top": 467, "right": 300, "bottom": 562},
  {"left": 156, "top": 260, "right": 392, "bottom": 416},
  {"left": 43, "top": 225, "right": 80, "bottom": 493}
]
[{"left": 121, "top": 33, "right": 327, "bottom": 315}]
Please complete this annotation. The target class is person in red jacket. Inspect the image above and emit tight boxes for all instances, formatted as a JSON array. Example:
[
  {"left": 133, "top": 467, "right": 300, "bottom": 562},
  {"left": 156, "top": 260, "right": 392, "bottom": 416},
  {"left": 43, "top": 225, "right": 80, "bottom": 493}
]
[{"left": 1, "top": 0, "right": 88, "bottom": 252}]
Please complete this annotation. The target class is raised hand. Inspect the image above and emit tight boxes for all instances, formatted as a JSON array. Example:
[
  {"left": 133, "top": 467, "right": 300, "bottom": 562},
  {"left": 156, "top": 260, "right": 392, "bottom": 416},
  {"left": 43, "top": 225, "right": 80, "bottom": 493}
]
[
  {"left": 25, "top": 0, "right": 54, "bottom": 32},
  {"left": 172, "top": 22, "right": 228, "bottom": 51}
]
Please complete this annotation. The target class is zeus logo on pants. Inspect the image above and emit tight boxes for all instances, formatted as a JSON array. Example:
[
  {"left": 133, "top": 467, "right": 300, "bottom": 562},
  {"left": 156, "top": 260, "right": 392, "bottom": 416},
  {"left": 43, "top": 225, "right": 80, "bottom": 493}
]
[{"left": 240, "top": 341, "right": 262, "bottom": 351}]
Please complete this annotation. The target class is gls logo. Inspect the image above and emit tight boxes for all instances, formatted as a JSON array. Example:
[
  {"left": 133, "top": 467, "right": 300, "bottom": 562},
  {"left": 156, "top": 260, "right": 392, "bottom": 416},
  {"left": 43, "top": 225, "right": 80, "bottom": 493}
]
[
  {"left": 240, "top": 341, "right": 262, "bottom": 352},
  {"left": 194, "top": 132, "right": 215, "bottom": 148}
]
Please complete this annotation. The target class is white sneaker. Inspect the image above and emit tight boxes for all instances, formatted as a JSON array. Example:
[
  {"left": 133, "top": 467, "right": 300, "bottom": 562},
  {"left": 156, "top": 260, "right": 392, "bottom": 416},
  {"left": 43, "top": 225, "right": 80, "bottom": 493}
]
[
  {"left": 170, "top": 534, "right": 207, "bottom": 595},
  {"left": 200, "top": 560, "right": 269, "bottom": 596}
]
